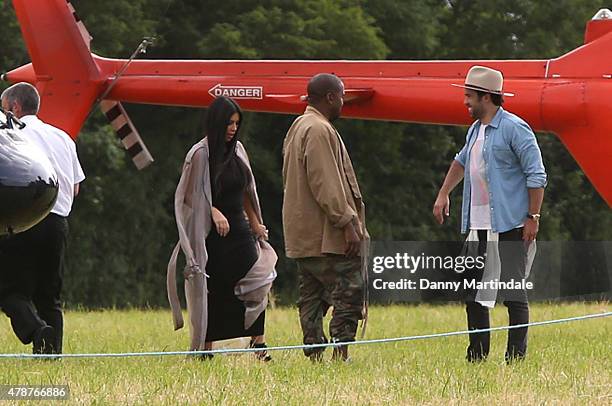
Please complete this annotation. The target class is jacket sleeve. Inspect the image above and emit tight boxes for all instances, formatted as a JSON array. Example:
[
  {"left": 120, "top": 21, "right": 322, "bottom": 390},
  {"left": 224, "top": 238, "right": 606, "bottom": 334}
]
[
  {"left": 454, "top": 124, "right": 475, "bottom": 167},
  {"left": 510, "top": 122, "right": 547, "bottom": 189},
  {"left": 303, "top": 124, "right": 357, "bottom": 228}
]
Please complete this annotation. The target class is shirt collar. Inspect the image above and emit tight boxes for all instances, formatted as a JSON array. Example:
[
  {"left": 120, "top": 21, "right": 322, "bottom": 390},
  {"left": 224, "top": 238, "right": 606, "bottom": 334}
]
[
  {"left": 304, "top": 105, "right": 329, "bottom": 122},
  {"left": 19, "top": 115, "right": 40, "bottom": 125},
  {"left": 483, "top": 106, "right": 504, "bottom": 129}
]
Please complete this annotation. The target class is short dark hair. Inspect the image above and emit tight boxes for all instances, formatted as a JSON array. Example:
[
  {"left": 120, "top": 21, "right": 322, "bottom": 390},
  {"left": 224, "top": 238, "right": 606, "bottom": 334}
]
[
  {"left": 306, "top": 73, "right": 343, "bottom": 104},
  {"left": 476, "top": 90, "right": 504, "bottom": 106},
  {"left": 0, "top": 82, "right": 40, "bottom": 115}
]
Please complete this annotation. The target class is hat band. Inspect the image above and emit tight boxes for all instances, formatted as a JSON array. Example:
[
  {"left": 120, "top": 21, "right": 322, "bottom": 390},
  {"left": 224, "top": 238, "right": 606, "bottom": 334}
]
[{"left": 465, "top": 83, "right": 502, "bottom": 94}]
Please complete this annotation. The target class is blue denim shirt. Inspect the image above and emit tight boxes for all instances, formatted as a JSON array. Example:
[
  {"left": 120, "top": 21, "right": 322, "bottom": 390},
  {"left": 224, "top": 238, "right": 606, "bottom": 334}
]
[{"left": 454, "top": 107, "right": 547, "bottom": 234}]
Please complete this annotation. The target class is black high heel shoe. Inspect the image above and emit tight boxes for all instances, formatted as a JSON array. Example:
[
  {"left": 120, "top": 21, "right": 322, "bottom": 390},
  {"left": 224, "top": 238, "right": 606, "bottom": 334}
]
[
  {"left": 189, "top": 349, "right": 213, "bottom": 361},
  {"left": 199, "top": 353, "right": 214, "bottom": 361},
  {"left": 250, "top": 340, "right": 272, "bottom": 362}
]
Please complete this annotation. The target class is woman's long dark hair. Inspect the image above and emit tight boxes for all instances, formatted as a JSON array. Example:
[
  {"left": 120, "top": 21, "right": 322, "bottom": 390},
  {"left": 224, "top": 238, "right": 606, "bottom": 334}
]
[{"left": 204, "top": 96, "right": 249, "bottom": 200}]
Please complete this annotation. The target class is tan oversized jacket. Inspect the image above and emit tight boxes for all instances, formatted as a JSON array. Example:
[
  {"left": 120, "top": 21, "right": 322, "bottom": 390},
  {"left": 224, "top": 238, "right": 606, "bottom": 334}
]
[
  {"left": 167, "top": 139, "right": 277, "bottom": 351},
  {"left": 282, "top": 106, "right": 367, "bottom": 258}
]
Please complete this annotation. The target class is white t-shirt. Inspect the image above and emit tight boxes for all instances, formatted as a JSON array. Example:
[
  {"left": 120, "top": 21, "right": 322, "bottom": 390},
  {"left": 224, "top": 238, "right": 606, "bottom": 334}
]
[
  {"left": 469, "top": 124, "right": 491, "bottom": 230},
  {"left": 20, "top": 115, "right": 85, "bottom": 217}
]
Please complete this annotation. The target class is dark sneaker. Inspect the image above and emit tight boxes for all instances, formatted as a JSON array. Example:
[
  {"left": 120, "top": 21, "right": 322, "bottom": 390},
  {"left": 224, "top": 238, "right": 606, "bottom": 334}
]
[
  {"left": 309, "top": 351, "right": 324, "bottom": 363},
  {"left": 505, "top": 351, "right": 526, "bottom": 364},
  {"left": 33, "top": 325, "right": 56, "bottom": 355},
  {"left": 332, "top": 345, "right": 350, "bottom": 362}
]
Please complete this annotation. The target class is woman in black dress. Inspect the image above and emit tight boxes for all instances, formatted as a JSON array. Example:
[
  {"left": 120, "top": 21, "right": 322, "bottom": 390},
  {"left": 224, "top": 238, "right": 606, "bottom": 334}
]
[{"left": 203, "top": 97, "right": 271, "bottom": 360}]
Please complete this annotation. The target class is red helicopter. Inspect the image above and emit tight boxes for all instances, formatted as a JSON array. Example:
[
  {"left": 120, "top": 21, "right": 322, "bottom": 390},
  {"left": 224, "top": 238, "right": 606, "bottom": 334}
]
[{"left": 3, "top": 0, "right": 612, "bottom": 207}]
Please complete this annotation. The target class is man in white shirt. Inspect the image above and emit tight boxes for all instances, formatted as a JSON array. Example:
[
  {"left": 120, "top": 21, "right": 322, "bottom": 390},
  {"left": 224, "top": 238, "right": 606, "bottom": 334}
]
[{"left": 0, "top": 82, "right": 85, "bottom": 354}]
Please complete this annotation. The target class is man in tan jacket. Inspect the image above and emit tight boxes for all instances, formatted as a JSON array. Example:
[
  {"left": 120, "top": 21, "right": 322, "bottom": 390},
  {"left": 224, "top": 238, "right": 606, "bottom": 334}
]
[{"left": 282, "top": 73, "right": 366, "bottom": 362}]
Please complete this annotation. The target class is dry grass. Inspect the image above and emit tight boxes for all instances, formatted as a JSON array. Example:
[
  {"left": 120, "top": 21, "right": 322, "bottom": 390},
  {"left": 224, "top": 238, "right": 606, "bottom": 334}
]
[{"left": 0, "top": 302, "right": 610, "bottom": 405}]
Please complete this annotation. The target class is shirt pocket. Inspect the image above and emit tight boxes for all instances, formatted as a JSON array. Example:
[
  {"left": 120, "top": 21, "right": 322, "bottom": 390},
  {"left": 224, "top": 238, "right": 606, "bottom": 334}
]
[{"left": 492, "top": 145, "right": 517, "bottom": 169}]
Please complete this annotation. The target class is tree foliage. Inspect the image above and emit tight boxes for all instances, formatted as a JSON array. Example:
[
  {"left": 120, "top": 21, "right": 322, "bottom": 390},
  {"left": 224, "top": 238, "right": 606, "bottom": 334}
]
[{"left": 0, "top": 0, "right": 609, "bottom": 307}]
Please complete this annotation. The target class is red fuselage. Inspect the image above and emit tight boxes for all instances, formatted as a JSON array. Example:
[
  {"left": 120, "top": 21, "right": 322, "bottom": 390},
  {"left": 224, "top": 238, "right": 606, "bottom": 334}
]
[{"left": 4, "top": 0, "right": 612, "bottom": 206}]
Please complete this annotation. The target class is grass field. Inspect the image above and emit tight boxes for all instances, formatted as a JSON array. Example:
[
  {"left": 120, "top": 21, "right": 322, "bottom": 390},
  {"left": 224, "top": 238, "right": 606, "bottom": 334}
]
[{"left": 0, "top": 302, "right": 610, "bottom": 405}]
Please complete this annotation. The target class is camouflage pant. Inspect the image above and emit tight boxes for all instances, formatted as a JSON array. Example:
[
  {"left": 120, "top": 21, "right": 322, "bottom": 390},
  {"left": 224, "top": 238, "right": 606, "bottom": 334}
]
[{"left": 296, "top": 255, "right": 364, "bottom": 357}]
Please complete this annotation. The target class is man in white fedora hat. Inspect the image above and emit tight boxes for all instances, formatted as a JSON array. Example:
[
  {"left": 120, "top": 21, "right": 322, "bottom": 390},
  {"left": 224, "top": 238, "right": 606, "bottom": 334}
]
[{"left": 432, "top": 65, "right": 547, "bottom": 362}]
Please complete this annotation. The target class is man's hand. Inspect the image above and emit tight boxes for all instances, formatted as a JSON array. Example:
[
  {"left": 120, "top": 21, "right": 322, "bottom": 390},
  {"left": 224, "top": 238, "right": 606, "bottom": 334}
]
[
  {"left": 433, "top": 192, "right": 450, "bottom": 224},
  {"left": 211, "top": 206, "right": 230, "bottom": 237},
  {"left": 344, "top": 221, "right": 361, "bottom": 257},
  {"left": 523, "top": 218, "right": 539, "bottom": 243}
]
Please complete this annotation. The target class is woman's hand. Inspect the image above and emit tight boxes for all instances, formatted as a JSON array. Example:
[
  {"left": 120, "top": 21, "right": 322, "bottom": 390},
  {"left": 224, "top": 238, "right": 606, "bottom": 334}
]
[
  {"left": 211, "top": 206, "right": 230, "bottom": 237},
  {"left": 252, "top": 223, "right": 269, "bottom": 240}
]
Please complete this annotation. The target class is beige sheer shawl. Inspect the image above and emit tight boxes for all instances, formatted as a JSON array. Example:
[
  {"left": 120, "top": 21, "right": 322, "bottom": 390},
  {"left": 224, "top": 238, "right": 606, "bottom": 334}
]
[{"left": 167, "top": 138, "right": 277, "bottom": 350}]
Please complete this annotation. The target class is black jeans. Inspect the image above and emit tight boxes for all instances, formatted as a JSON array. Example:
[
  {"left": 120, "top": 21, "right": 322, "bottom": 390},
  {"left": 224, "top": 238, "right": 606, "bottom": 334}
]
[
  {"left": 0, "top": 214, "right": 68, "bottom": 353},
  {"left": 465, "top": 228, "right": 530, "bottom": 362}
]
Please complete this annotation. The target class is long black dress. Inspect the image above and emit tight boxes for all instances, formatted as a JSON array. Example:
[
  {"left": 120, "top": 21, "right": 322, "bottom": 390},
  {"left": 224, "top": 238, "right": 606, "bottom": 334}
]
[{"left": 205, "top": 153, "right": 264, "bottom": 341}]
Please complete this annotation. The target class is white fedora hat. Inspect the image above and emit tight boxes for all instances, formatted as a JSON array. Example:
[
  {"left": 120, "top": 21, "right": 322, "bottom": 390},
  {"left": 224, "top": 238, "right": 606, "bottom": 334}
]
[{"left": 452, "top": 65, "right": 514, "bottom": 97}]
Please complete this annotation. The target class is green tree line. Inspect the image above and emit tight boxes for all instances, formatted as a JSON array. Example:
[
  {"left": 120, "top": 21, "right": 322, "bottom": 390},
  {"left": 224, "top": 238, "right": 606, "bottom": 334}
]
[{"left": 1, "top": 0, "right": 610, "bottom": 306}]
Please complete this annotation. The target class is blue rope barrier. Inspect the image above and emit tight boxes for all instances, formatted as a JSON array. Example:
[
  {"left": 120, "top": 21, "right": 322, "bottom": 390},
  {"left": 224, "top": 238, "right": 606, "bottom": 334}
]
[{"left": 0, "top": 311, "right": 609, "bottom": 359}]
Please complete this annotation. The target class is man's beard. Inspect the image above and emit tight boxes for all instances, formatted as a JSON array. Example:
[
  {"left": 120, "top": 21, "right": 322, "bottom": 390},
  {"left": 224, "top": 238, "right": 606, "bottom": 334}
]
[
  {"left": 469, "top": 105, "right": 482, "bottom": 120},
  {"left": 329, "top": 109, "right": 342, "bottom": 122}
]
